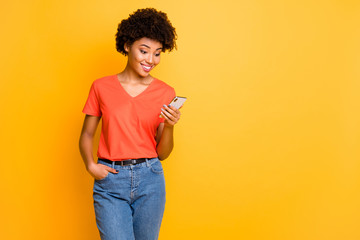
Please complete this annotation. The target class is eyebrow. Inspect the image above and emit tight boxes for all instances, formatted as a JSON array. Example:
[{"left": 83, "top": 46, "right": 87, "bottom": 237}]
[{"left": 140, "top": 44, "right": 162, "bottom": 50}]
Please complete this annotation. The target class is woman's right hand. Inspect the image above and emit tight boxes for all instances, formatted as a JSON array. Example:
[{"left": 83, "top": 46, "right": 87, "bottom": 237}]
[{"left": 87, "top": 163, "right": 118, "bottom": 180}]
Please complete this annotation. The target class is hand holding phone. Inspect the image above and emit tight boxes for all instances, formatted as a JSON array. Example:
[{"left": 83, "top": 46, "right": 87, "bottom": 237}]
[
  {"left": 168, "top": 96, "right": 187, "bottom": 109},
  {"left": 159, "top": 96, "right": 187, "bottom": 118}
]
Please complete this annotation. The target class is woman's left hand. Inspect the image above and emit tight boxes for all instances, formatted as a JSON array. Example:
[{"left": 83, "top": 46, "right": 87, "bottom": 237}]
[{"left": 160, "top": 105, "right": 181, "bottom": 127}]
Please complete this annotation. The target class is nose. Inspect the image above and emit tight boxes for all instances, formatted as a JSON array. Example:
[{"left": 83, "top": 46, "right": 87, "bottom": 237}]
[{"left": 146, "top": 54, "right": 153, "bottom": 64}]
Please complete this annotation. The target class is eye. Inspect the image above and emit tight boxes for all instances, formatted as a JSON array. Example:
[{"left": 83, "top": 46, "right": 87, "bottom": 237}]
[
  {"left": 155, "top": 53, "right": 161, "bottom": 57},
  {"left": 140, "top": 49, "right": 147, "bottom": 54}
]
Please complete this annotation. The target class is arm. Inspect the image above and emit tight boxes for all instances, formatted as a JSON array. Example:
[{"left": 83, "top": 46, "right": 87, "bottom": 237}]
[
  {"left": 79, "top": 115, "right": 100, "bottom": 170},
  {"left": 79, "top": 115, "right": 117, "bottom": 179},
  {"left": 156, "top": 105, "right": 181, "bottom": 160},
  {"left": 156, "top": 123, "right": 174, "bottom": 160}
]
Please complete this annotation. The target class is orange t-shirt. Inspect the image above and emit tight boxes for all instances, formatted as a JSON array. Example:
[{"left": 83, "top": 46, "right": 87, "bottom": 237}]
[{"left": 82, "top": 74, "right": 176, "bottom": 161}]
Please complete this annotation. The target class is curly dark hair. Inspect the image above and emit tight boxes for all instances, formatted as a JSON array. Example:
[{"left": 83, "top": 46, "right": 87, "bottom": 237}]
[{"left": 115, "top": 8, "right": 177, "bottom": 56}]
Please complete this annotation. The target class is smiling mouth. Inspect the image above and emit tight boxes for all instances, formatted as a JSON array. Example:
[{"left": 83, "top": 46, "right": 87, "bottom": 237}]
[{"left": 141, "top": 64, "right": 153, "bottom": 72}]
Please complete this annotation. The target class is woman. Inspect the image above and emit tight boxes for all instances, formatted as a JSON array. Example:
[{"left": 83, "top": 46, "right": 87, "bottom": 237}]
[{"left": 79, "top": 8, "right": 181, "bottom": 240}]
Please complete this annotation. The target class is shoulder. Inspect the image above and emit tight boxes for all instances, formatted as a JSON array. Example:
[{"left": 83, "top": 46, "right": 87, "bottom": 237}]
[
  {"left": 92, "top": 74, "right": 114, "bottom": 86},
  {"left": 154, "top": 78, "right": 175, "bottom": 93},
  {"left": 89, "top": 74, "right": 116, "bottom": 93}
]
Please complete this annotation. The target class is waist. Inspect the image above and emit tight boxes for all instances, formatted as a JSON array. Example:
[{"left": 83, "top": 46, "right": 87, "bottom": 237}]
[{"left": 98, "top": 157, "right": 149, "bottom": 166}]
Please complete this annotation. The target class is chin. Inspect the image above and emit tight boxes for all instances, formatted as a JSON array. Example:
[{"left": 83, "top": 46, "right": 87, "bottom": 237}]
[
  {"left": 137, "top": 70, "right": 150, "bottom": 78},
  {"left": 138, "top": 73, "right": 149, "bottom": 78}
]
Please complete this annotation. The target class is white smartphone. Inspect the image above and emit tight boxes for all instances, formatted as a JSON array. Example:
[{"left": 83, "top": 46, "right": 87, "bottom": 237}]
[
  {"left": 159, "top": 96, "right": 187, "bottom": 118},
  {"left": 169, "top": 96, "right": 187, "bottom": 109}
]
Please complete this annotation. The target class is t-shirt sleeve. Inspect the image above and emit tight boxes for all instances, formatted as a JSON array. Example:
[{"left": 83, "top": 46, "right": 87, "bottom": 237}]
[
  {"left": 82, "top": 81, "right": 102, "bottom": 117},
  {"left": 159, "top": 87, "right": 176, "bottom": 123}
]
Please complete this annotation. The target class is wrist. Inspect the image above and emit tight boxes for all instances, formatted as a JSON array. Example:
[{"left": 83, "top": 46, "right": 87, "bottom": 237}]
[
  {"left": 163, "top": 124, "right": 174, "bottom": 129},
  {"left": 86, "top": 161, "right": 96, "bottom": 171}
]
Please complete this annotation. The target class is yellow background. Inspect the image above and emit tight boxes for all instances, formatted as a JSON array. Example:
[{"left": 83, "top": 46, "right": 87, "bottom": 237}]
[{"left": 1, "top": 0, "right": 359, "bottom": 239}]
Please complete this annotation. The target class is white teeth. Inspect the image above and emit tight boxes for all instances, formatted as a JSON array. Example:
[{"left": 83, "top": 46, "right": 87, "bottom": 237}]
[{"left": 142, "top": 65, "right": 151, "bottom": 70}]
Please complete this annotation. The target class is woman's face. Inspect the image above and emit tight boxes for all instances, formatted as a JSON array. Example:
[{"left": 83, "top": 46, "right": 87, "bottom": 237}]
[{"left": 125, "top": 37, "right": 163, "bottom": 78}]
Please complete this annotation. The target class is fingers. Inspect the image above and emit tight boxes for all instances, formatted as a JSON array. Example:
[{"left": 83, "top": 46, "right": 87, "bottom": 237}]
[
  {"left": 105, "top": 165, "right": 119, "bottom": 173},
  {"left": 161, "top": 105, "right": 181, "bottom": 122},
  {"left": 161, "top": 108, "right": 176, "bottom": 122},
  {"left": 160, "top": 111, "right": 174, "bottom": 124},
  {"left": 168, "top": 105, "right": 181, "bottom": 115}
]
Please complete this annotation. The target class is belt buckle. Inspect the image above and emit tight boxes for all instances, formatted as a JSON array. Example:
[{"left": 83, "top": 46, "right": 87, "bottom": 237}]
[
  {"left": 121, "top": 159, "right": 136, "bottom": 166},
  {"left": 120, "top": 158, "right": 143, "bottom": 166}
]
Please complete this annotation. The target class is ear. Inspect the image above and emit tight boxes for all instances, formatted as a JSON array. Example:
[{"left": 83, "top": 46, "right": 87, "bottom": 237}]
[{"left": 124, "top": 43, "right": 130, "bottom": 53}]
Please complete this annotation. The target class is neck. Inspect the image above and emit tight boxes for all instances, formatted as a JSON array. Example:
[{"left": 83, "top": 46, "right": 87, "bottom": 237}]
[{"left": 119, "top": 63, "right": 153, "bottom": 84}]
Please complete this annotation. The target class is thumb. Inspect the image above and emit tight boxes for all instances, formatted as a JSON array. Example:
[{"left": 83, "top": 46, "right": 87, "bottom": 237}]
[{"left": 106, "top": 166, "right": 119, "bottom": 173}]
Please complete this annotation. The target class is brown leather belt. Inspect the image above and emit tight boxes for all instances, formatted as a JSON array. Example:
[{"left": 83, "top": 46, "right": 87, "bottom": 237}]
[{"left": 98, "top": 158, "right": 147, "bottom": 166}]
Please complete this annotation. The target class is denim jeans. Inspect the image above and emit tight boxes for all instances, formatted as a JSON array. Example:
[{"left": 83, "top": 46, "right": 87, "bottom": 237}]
[{"left": 93, "top": 157, "right": 166, "bottom": 240}]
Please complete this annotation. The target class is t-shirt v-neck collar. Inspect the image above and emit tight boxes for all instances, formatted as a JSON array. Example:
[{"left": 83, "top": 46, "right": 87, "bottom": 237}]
[{"left": 114, "top": 74, "right": 157, "bottom": 99}]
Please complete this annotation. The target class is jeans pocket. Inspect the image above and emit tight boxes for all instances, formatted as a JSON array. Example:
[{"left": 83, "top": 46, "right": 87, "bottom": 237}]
[
  {"left": 150, "top": 159, "right": 164, "bottom": 174},
  {"left": 95, "top": 172, "right": 110, "bottom": 182}
]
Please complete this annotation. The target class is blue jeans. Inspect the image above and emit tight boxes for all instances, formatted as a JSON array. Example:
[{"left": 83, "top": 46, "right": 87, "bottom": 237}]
[{"left": 93, "top": 157, "right": 166, "bottom": 240}]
